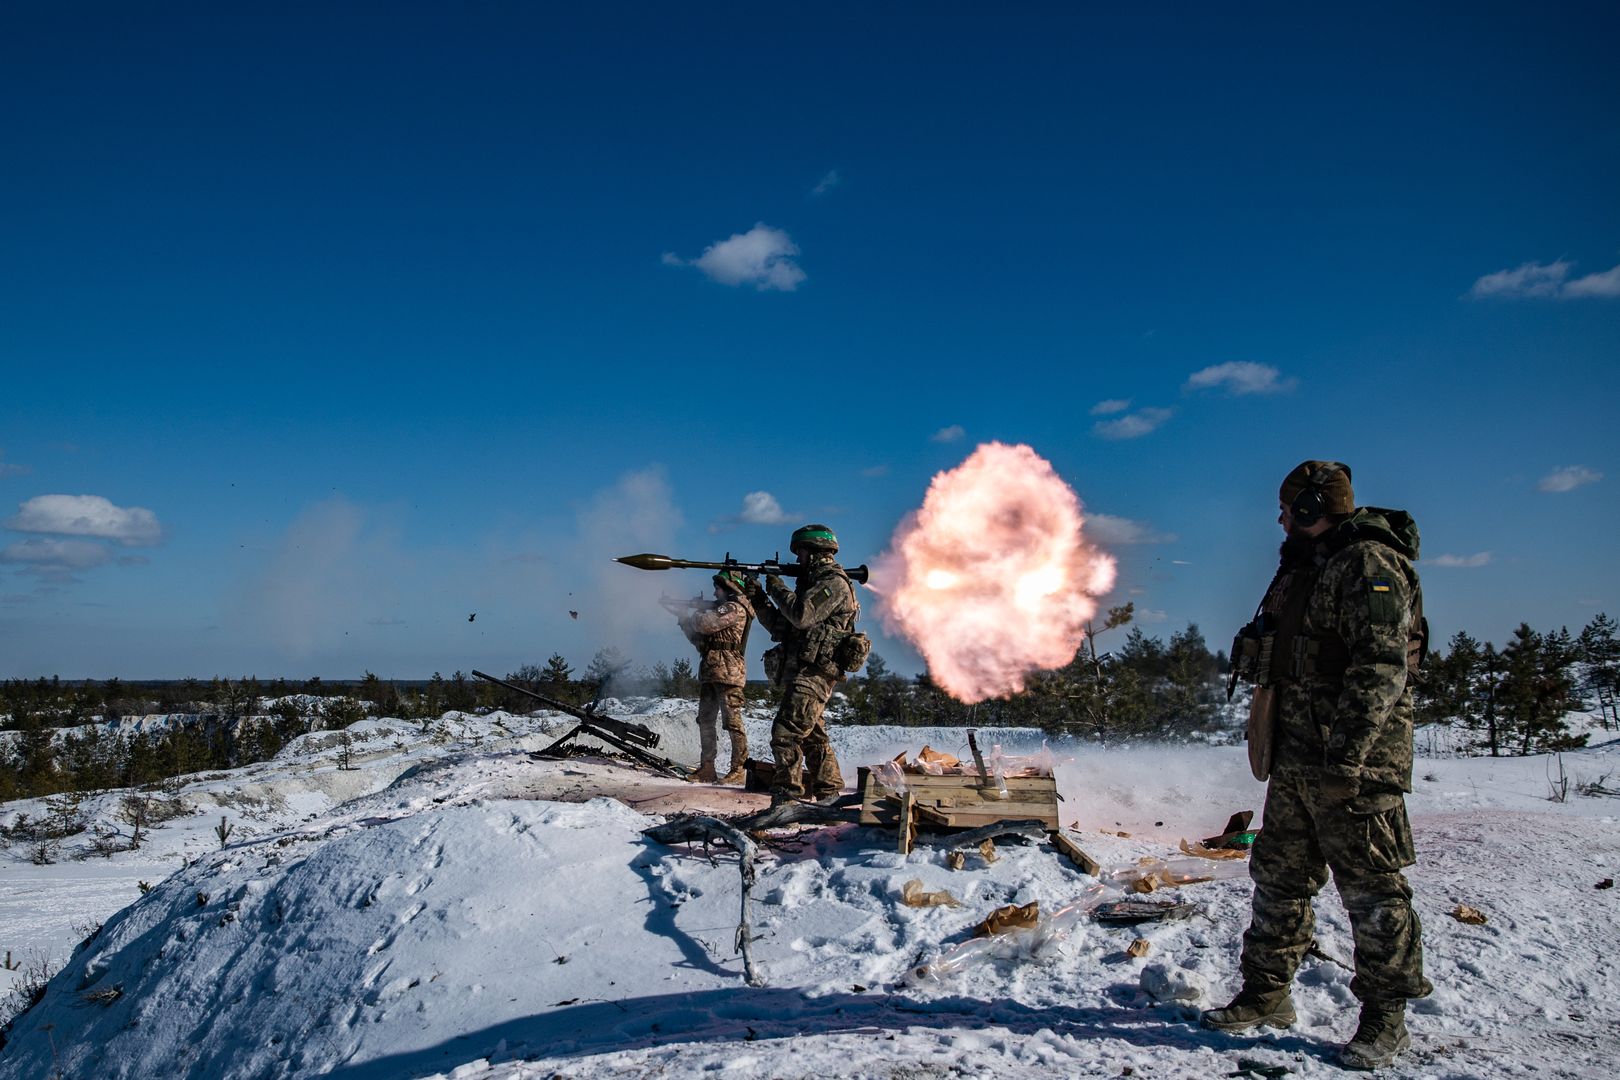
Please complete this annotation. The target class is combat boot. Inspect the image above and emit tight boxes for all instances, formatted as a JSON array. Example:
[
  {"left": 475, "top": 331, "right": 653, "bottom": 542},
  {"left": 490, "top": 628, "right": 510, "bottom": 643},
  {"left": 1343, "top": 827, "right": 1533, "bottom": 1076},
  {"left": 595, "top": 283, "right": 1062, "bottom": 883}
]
[
  {"left": 718, "top": 735, "right": 748, "bottom": 784},
  {"left": 691, "top": 762, "right": 718, "bottom": 784},
  {"left": 1200, "top": 987, "right": 1297, "bottom": 1033},
  {"left": 1339, "top": 1002, "right": 1409, "bottom": 1070}
]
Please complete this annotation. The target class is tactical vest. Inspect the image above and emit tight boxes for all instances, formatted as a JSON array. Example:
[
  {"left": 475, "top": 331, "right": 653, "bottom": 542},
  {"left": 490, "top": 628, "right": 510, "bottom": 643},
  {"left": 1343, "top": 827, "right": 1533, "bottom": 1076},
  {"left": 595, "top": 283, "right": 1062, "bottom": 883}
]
[
  {"left": 1279, "top": 548, "right": 1427, "bottom": 685},
  {"left": 1232, "top": 542, "right": 1427, "bottom": 690},
  {"left": 795, "top": 564, "right": 861, "bottom": 673},
  {"left": 697, "top": 605, "right": 749, "bottom": 659}
]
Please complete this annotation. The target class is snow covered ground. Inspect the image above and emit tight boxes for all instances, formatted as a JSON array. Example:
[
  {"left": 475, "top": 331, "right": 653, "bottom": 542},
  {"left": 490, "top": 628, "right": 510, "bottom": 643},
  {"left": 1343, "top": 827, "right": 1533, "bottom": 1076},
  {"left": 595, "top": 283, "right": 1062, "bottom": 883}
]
[{"left": 1, "top": 703, "right": 1617, "bottom": 1079}]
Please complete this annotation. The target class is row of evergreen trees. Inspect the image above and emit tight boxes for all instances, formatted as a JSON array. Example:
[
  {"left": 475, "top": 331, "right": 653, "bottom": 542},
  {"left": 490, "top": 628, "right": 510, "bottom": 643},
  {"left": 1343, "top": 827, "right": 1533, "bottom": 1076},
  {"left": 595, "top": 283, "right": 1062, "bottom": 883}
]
[
  {"left": 1416, "top": 614, "right": 1617, "bottom": 755},
  {"left": 3, "top": 614, "right": 1614, "bottom": 804},
  {"left": 840, "top": 608, "right": 1226, "bottom": 740}
]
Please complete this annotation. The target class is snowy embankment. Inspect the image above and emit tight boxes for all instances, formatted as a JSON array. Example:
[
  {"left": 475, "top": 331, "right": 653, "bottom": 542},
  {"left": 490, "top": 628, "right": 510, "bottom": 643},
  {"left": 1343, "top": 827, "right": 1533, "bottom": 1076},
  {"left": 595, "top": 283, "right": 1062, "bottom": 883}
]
[{"left": 1, "top": 704, "right": 1617, "bottom": 1079}]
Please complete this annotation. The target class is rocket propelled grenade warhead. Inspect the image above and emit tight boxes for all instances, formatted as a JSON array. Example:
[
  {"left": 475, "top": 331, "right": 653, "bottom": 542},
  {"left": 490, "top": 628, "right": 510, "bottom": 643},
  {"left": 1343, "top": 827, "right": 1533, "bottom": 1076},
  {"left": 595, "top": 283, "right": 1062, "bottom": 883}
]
[
  {"left": 616, "top": 552, "right": 870, "bottom": 585},
  {"left": 616, "top": 553, "right": 680, "bottom": 572}
]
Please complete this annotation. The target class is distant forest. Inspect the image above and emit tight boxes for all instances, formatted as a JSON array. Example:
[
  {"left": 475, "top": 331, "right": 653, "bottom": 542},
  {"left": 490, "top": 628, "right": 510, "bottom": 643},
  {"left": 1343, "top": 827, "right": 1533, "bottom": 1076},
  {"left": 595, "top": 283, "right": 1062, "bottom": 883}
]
[{"left": 1, "top": 610, "right": 1615, "bottom": 806}]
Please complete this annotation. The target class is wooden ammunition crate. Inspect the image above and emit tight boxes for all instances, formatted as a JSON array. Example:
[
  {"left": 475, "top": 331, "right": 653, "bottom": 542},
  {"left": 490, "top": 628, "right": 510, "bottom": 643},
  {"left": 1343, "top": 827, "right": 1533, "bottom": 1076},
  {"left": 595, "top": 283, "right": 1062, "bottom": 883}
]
[{"left": 856, "top": 765, "right": 1060, "bottom": 831}]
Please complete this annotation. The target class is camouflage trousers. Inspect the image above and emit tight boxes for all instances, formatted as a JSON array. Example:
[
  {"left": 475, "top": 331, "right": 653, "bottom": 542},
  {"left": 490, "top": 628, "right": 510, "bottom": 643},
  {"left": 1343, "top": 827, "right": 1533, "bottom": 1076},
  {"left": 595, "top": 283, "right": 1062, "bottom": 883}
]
[
  {"left": 696, "top": 682, "right": 746, "bottom": 770},
  {"left": 1241, "top": 776, "right": 1433, "bottom": 1004},
  {"left": 769, "top": 668, "right": 845, "bottom": 799}
]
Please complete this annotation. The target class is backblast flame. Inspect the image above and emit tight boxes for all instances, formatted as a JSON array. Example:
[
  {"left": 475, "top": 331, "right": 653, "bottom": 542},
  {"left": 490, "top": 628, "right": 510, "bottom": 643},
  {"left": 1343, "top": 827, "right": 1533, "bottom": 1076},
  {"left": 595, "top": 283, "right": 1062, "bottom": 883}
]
[{"left": 871, "top": 442, "right": 1117, "bottom": 703}]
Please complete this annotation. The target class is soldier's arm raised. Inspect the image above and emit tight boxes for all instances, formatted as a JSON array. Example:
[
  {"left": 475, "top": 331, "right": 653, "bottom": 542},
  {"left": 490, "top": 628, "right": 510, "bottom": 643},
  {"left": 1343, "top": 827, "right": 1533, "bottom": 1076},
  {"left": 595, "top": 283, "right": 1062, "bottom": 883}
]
[
  {"left": 1321, "top": 546, "right": 1414, "bottom": 782},
  {"left": 688, "top": 600, "right": 749, "bottom": 635}
]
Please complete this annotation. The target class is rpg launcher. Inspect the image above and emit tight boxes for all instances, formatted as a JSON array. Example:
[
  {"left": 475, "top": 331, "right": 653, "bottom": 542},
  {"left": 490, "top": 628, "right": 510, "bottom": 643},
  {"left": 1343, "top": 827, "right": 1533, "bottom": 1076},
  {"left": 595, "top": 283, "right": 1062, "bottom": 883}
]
[
  {"left": 616, "top": 552, "right": 870, "bottom": 585},
  {"left": 470, "top": 670, "right": 688, "bottom": 778}
]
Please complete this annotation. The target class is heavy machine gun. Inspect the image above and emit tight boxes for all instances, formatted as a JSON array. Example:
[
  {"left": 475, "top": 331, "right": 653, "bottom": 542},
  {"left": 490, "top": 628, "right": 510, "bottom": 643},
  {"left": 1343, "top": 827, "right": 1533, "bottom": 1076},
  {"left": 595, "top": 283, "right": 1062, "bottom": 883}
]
[{"left": 470, "top": 670, "right": 688, "bottom": 778}]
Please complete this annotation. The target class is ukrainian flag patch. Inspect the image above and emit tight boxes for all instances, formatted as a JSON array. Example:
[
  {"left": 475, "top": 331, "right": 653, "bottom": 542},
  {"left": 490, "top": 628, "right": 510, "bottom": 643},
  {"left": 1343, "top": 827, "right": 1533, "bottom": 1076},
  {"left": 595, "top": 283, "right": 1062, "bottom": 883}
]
[{"left": 1370, "top": 579, "right": 1392, "bottom": 593}]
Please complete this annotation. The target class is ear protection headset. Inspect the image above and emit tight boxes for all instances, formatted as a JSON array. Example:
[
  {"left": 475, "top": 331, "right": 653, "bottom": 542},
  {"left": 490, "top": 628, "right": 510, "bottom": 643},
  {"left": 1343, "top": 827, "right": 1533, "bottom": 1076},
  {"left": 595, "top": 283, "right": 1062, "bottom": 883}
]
[{"left": 1289, "top": 461, "right": 1351, "bottom": 526}]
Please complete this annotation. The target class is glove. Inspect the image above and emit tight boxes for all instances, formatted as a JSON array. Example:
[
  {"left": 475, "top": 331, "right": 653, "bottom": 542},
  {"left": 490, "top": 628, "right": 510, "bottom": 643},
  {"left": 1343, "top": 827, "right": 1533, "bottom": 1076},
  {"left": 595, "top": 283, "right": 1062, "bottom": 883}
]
[
  {"left": 1319, "top": 774, "right": 1361, "bottom": 801},
  {"left": 765, "top": 574, "right": 786, "bottom": 594}
]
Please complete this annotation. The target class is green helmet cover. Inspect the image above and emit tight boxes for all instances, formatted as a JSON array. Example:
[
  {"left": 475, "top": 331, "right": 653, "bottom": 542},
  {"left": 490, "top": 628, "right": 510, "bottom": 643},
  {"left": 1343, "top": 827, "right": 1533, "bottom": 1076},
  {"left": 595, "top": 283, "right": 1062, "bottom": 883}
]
[
  {"left": 713, "top": 569, "right": 748, "bottom": 595},
  {"left": 790, "top": 523, "right": 839, "bottom": 554}
]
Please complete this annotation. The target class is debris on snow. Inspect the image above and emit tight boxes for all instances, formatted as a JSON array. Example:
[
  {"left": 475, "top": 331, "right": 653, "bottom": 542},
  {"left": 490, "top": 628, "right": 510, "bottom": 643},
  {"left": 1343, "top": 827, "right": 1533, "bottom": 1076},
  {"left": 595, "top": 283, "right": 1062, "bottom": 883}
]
[
  {"left": 973, "top": 901, "right": 1040, "bottom": 937},
  {"left": 900, "top": 879, "right": 962, "bottom": 908}
]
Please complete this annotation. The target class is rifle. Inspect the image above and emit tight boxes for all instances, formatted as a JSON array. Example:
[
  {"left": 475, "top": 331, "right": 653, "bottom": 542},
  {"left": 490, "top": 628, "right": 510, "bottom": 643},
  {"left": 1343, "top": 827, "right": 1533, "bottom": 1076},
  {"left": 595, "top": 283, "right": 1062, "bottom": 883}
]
[
  {"left": 470, "top": 670, "right": 689, "bottom": 778},
  {"left": 658, "top": 593, "right": 714, "bottom": 617},
  {"left": 617, "top": 552, "right": 870, "bottom": 586}
]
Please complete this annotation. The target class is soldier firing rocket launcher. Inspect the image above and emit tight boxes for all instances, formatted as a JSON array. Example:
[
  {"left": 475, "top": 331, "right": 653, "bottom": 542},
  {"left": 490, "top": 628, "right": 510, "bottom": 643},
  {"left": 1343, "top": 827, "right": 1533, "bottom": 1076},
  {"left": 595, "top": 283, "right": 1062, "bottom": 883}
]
[{"left": 616, "top": 552, "right": 871, "bottom": 585}]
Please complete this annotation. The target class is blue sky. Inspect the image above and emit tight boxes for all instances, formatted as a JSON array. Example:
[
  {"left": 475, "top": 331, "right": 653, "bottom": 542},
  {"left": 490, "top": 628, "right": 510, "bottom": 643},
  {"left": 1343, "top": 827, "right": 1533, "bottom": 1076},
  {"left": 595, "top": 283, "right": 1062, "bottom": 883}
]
[{"left": 3, "top": 4, "right": 1617, "bottom": 679}]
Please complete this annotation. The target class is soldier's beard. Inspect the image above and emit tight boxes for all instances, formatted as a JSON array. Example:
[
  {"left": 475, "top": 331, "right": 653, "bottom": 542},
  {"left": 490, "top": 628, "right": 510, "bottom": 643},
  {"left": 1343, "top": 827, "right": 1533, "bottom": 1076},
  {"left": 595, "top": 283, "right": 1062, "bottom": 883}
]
[
  {"left": 870, "top": 441, "right": 1117, "bottom": 704},
  {"left": 1278, "top": 532, "right": 1316, "bottom": 568}
]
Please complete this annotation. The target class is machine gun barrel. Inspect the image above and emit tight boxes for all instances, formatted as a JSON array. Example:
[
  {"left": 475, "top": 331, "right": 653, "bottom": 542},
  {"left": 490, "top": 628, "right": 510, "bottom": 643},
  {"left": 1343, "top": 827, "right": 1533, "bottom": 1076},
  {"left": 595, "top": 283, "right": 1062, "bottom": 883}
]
[
  {"left": 470, "top": 670, "right": 660, "bottom": 749},
  {"left": 616, "top": 552, "right": 870, "bottom": 585}
]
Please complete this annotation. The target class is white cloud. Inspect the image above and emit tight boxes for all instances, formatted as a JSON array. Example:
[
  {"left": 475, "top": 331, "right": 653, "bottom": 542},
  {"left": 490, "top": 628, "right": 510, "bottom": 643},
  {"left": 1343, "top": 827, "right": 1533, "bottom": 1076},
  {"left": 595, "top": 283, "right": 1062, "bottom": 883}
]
[
  {"left": 812, "top": 169, "right": 841, "bottom": 196},
  {"left": 711, "top": 490, "right": 798, "bottom": 532},
  {"left": 1564, "top": 263, "right": 1620, "bottom": 299},
  {"left": 0, "top": 537, "right": 112, "bottom": 570},
  {"left": 1093, "top": 407, "right": 1173, "bottom": 440},
  {"left": 664, "top": 223, "right": 806, "bottom": 292},
  {"left": 1089, "top": 399, "right": 1131, "bottom": 416},
  {"left": 1469, "top": 258, "right": 1620, "bottom": 300},
  {"left": 930, "top": 425, "right": 966, "bottom": 443},
  {"left": 1539, "top": 465, "right": 1603, "bottom": 493},
  {"left": 6, "top": 494, "right": 162, "bottom": 545},
  {"left": 0, "top": 451, "right": 27, "bottom": 478},
  {"left": 861, "top": 464, "right": 890, "bottom": 478},
  {"left": 1086, "top": 513, "right": 1177, "bottom": 546},
  {"left": 739, "top": 491, "right": 792, "bottom": 525},
  {"left": 1137, "top": 608, "right": 1169, "bottom": 624},
  {"left": 1185, "top": 361, "right": 1296, "bottom": 396},
  {"left": 1469, "top": 259, "right": 1571, "bottom": 299},
  {"left": 1430, "top": 552, "right": 1492, "bottom": 568}
]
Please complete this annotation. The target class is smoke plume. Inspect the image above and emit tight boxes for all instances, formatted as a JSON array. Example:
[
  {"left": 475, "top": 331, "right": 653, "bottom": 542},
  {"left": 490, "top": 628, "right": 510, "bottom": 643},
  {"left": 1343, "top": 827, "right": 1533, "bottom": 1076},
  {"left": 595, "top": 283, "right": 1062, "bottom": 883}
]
[{"left": 872, "top": 443, "right": 1116, "bottom": 703}]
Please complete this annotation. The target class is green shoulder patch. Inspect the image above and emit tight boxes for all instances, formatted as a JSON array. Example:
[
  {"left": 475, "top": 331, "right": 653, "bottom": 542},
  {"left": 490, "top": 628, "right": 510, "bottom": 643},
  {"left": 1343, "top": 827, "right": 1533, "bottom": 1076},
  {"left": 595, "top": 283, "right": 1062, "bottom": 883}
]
[{"left": 1366, "top": 577, "right": 1401, "bottom": 624}]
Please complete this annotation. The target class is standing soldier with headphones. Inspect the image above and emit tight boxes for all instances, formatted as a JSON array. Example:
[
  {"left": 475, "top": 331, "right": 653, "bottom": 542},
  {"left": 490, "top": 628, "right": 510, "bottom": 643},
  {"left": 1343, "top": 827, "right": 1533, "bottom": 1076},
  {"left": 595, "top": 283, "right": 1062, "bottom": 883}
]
[
  {"left": 1206, "top": 461, "right": 1432, "bottom": 1071},
  {"left": 746, "top": 523, "right": 867, "bottom": 807}
]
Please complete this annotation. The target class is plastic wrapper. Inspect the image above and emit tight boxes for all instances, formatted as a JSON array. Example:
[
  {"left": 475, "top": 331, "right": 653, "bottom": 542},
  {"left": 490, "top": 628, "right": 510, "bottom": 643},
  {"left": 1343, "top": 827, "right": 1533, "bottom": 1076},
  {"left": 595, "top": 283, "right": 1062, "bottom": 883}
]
[
  {"left": 1106, "top": 856, "right": 1250, "bottom": 893},
  {"left": 872, "top": 759, "right": 909, "bottom": 795},
  {"left": 906, "top": 883, "right": 1108, "bottom": 986}
]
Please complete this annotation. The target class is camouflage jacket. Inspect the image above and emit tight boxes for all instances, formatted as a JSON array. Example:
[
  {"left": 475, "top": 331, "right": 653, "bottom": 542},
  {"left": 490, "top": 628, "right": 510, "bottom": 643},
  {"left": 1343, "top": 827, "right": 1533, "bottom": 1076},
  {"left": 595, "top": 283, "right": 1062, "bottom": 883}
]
[
  {"left": 752, "top": 556, "right": 860, "bottom": 679},
  {"left": 1271, "top": 507, "right": 1423, "bottom": 792},
  {"left": 678, "top": 598, "right": 753, "bottom": 687}
]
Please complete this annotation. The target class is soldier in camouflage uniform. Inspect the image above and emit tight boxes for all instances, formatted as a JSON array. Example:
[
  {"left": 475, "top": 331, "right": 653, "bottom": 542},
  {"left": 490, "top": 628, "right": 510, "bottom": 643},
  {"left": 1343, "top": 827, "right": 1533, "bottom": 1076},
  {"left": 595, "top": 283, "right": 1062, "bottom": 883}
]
[
  {"left": 1204, "top": 461, "right": 1432, "bottom": 1072},
  {"left": 746, "top": 524, "right": 860, "bottom": 806},
  {"left": 672, "top": 570, "right": 753, "bottom": 784}
]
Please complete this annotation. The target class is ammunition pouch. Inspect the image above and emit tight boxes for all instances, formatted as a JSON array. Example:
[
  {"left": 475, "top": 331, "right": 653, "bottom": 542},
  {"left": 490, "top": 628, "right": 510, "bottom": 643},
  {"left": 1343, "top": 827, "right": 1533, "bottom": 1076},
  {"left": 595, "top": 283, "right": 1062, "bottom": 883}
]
[
  {"left": 833, "top": 631, "right": 871, "bottom": 674},
  {"left": 1228, "top": 617, "right": 1277, "bottom": 697},
  {"left": 762, "top": 644, "right": 786, "bottom": 686}
]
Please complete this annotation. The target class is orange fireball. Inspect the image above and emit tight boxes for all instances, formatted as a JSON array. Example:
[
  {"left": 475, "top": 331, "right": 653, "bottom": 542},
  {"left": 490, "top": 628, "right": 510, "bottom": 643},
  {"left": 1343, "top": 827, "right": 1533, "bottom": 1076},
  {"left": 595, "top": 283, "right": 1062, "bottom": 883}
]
[{"left": 872, "top": 442, "right": 1116, "bottom": 703}]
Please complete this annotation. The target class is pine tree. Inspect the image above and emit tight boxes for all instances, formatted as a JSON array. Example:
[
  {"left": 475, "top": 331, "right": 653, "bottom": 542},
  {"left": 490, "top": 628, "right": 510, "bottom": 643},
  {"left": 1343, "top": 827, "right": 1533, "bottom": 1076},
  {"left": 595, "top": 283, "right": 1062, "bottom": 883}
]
[
  {"left": 1578, "top": 613, "right": 1619, "bottom": 728},
  {"left": 1418, "top": 630, "right": 1482, "bottom": 727}
]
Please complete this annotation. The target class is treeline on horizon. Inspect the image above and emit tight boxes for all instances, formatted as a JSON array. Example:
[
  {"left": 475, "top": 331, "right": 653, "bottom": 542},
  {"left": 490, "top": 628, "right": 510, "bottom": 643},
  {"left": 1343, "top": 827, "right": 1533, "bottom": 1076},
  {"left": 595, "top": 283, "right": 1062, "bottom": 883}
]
[{"left": 1, "top": 611, "right": 1615, "bottom": 806}]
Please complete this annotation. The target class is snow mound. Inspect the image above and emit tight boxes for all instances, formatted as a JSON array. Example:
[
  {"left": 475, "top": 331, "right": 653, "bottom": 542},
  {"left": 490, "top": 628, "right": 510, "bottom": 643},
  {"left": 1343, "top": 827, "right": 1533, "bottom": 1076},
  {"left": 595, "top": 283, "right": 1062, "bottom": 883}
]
[{"left": 4, "top": 707, "right": 1619, "bottom": 1079}]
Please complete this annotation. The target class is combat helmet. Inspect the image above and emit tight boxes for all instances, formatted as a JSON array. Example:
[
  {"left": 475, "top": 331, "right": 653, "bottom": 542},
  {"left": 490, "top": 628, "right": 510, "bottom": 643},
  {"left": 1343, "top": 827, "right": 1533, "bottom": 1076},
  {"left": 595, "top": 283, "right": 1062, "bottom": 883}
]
[
  {"left": 790, "top": 523, "right": 839, "bottom": 556},
  {"left": 713, "top": 569, "right": 748, "bottom": 596}
]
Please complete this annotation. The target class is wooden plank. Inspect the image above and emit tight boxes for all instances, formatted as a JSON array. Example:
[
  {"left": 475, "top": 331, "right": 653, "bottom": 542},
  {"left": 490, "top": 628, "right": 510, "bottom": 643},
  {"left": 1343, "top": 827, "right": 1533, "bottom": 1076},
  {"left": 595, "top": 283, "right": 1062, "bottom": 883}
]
[
  {"left": 900, "top": 775, "right": 1056, "bottom": 792},
  {"left": 915, "top": 795, "right": 1058, "bottom": 813},
  {"left": 1050, "top": 831, "right": 1102, "bottom": 876},
  {"left": 897, "top": 793, "right": 917, "bottom": 854},
  {"left": 933, "top": 816, "right": 1069, "bottom": 835}
]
